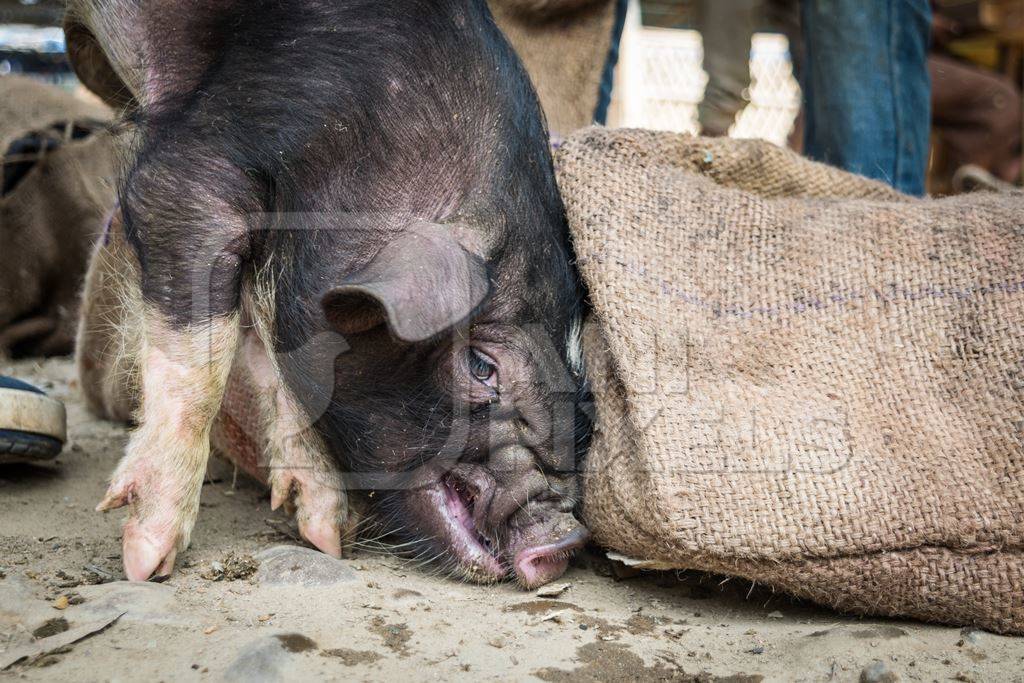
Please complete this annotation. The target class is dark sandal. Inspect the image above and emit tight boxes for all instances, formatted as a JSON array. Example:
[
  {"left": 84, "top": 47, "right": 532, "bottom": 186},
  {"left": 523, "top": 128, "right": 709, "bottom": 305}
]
[{"left": 0, "top": 376, "right": 66, "bottom": 463}]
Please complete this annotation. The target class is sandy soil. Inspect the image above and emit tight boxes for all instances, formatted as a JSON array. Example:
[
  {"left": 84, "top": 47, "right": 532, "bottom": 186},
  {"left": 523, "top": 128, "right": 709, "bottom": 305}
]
[{"left": 2, "top": 356, "right": 1023, "bottom": 682}]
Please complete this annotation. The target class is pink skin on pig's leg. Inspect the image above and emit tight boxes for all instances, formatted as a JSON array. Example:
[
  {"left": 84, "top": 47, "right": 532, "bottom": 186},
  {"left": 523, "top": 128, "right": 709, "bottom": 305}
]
[
  {"left": 241, "top": 332, "right": 351, "bottom": 558},
  {"left": 268, "top": 444, "right": 348, "bottom": 559},
  {"left": 97, "top": 312, "right": 239, "bottom": 581}
]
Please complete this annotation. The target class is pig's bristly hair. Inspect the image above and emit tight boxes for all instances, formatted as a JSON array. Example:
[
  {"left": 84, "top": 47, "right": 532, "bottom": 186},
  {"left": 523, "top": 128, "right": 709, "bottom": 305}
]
[{"left": 76, "top": 0, "right": 589, "bottom": 581}]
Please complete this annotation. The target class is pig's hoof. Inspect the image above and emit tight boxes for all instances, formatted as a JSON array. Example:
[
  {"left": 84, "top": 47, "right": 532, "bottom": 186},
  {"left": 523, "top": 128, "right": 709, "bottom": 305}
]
[
  {"left": 122, "top": 519, "right": 178, "bottom": 581},
  {"left": 96, "top": 467, "right": 197, "bottom": 581},
  {"left": 269, "top": 469, "right": 348, "bottom": 559}
]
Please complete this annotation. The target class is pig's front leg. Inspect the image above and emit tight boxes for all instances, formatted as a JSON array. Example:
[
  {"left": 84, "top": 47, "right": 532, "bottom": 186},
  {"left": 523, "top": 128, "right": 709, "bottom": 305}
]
[
  {"left": 97, "top": 311, "right": 239, "bottom": 580},
  {"left": 267, "top": 395, "right": 352, "bottom": 558},
  {"left": 238, "top": 330, "right": 354, "bottom": 557}
]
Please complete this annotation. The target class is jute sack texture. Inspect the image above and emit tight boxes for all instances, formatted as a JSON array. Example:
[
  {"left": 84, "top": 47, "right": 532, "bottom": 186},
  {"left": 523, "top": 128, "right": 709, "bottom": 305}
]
[
  {"left": 557, "top": 128, "right": 1024, "bottom": 634},
  {"left": 0, "top": 76, "right": 115, "bottom": 356},
  {"left": 489, "top": 0, "right": 615, "bottom": 139}
]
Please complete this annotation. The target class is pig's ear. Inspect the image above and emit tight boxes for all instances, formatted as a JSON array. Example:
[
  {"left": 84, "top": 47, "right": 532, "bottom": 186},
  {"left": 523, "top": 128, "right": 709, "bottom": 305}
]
[
  {"left": 63, "top": 15, "right": 136, "bottom": 111},
  {"left": 321, "top": 228, "right": 491, "bottom": 343},
  {"left": 63, "top": 0, "right": 235, "bottom": 109}
]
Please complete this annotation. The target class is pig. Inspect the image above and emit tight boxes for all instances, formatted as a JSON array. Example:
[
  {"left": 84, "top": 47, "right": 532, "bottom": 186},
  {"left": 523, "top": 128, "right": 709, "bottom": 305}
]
[{"left": 68, "top": 0, "right": 591, "bottom": 588}]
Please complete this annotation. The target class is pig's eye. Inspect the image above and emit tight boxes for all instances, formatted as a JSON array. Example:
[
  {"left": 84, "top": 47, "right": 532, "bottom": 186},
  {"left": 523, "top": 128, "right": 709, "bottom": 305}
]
[{"left": 467, "top": 347, "right": 498, "bottom": 387}]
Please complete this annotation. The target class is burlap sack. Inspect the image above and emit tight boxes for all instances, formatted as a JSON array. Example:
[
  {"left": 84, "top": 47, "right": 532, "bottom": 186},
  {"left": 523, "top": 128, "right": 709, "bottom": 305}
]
[
  {"left": 558, "top": 128, "right": 1024, "bottom": 634},
  {"left": 490, "top": 0, "right": 616, "bottom": 139},
  {"left": 0, "top": 75, "right": 116, "bottom": 356}
]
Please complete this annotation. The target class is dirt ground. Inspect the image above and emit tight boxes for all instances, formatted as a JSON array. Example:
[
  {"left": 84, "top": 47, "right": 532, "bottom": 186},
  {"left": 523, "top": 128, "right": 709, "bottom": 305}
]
[{"left": 2, "top": 357, "right": 1023, "bottom": 682}]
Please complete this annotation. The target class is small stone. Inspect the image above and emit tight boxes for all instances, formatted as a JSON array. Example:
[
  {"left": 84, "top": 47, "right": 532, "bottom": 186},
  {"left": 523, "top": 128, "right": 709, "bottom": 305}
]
[
  {"left": 959, "top": 627, "right": 982, "bottom": 645},
  {"left": 535, "top": 583, "right": 570, "bottom": 598},
  {"left": 258, "top": 614, "right": 274, "bottom": 623},
  {"left": 224, "top": 636, "right": 296, "bottom": 682},
  {"left": 747, "top": 646, "right": 764, "bottom": 655},
  {"left": 766, "top": 611, "right": 784, "bottom": 619},
  {"left": 52, "top": 596, "right": 69, "bottom": 610},
  {"left": 73, "top": 581, "right": 183, "bottom": 626},
  {"left": 255, "top": 546, "right": 357, "bottom": 587},
  {"left": 204, "top": 625, "right": 219, "bottom": 635},
  {"left": 859, "top": 660, "right": 899, "bottom": 683},
  {"left": 540, "top": 610, "right": 571, "bottom": 624}
]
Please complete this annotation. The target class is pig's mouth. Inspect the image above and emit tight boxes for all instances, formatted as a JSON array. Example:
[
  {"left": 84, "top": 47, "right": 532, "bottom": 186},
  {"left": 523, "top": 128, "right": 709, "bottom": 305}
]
[
  {"left": 408, "top": 469, "right": 589, "bottom": 588},
  {"left": 432, "top": 472, "right": 505, "bottom": 580}
]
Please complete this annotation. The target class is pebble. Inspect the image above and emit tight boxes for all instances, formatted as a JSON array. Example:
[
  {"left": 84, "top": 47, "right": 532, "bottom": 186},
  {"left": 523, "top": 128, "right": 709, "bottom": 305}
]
[
  {"left": 860, "top": 660, "right": 899, "bottom": 683},
  {"left": 0, "top": 573, "right": 53, "bottom": 634},
  {"left": 959, "top": 627, "right": 983, "bottom": 645},
  {"left": 223, "top": 636, "right": 298, "bottom": 683},
  {"left": 539, "top": 609, "right": 571, "bottom": 625},
  {"left": 254, "top": 546, "right": 357, "bottom": 587},
  {"left": 535, "top": 582, "right": 570, "bottom": 598},
  {"left": 73, "top": 581, "right": 184, "bottom": 626}
]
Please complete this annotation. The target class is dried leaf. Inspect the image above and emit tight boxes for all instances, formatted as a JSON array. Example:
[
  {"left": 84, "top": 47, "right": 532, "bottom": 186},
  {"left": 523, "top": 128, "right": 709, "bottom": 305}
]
[{"left": 1, "top": 612, "right": 124, "bottom": 670}]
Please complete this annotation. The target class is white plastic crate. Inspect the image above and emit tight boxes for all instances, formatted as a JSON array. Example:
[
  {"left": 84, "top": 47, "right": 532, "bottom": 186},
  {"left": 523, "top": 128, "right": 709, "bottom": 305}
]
[
  {"left": 729, "top": 33, "right": 801, "bottom": 146},
  {"left": 613, "top": 0, "right": 801, "bottom": 146}
]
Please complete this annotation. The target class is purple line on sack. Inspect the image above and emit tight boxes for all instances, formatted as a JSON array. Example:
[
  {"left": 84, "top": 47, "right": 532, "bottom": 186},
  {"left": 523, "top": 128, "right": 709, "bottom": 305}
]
[{"left": 579, "top": 253, "right": 1024, "bottom": 322}]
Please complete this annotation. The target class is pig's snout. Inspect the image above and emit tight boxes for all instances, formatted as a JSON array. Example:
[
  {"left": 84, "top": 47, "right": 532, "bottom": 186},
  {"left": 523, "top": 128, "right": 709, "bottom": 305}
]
[
  {"left": 513, "top": 525, "right": 590, "bottom": 589},
  {"left": 401, "top": 463, "right": 588, "bottom": 588}
]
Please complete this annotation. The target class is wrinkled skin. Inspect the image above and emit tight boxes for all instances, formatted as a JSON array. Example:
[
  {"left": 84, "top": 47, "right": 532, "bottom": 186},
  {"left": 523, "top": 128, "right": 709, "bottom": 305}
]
[
  {"left": 69, "top": 0, "right": 590, "bottom": 586},
  {"left": 306, "top": 315, "right": 590, "bottom": 586}
]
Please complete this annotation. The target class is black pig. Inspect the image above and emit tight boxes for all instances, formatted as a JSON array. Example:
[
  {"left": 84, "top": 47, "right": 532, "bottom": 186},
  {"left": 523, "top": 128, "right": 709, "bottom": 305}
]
[{"left": 70, "top": 0, "right": 589, "bottom": 587}]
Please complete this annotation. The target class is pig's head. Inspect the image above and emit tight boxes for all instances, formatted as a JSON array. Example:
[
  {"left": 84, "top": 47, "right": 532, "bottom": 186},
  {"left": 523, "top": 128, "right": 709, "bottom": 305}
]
[
  {"left": 277, "top": 211, "right": 590, "bottom": 588},
  {"left": 251, "top": 0, "right": 594, "bottom": 588}
]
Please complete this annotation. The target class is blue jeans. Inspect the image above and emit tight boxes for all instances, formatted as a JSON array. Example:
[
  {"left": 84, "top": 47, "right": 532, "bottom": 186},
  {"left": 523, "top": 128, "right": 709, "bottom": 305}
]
[
  {"left": 596, "top": 0, "right": 932, "bottom": 196},
  {"left": 801, "top": 0, "right": 932, "bottom": 196},
  {"left": 594, "top": 0, "right": 628, "bottom": 127}
]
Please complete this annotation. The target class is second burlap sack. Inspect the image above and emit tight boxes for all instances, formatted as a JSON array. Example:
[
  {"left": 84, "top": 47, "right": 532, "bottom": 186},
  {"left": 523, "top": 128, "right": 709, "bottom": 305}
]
[
  {"left": 557, "top": 128, "right": 1024, "bottom": 634},
  {"left": 0, "top": 75, "right": 115, "bottom": 357}
]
